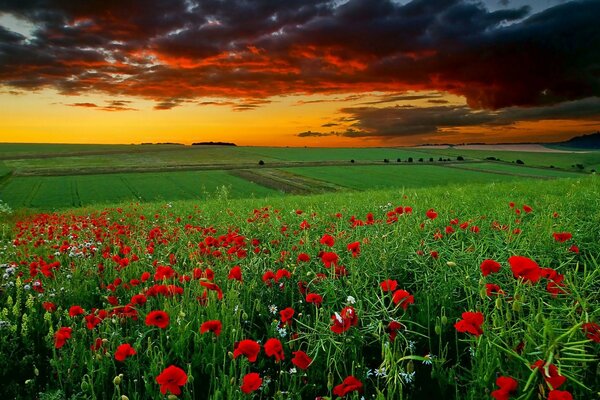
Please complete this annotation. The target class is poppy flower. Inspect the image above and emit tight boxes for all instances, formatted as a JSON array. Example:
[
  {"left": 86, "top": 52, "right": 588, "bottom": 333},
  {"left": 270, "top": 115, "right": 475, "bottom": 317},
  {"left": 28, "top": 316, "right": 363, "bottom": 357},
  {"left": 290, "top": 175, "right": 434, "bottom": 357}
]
[
  {"left": 568, "top": 245, "right": 579, "bottom": 253},
  {"left": 582, "top": 322, "right": 600, "bottom": 343},
  {"left": 228, "top": 266, "right": 243, "bottom": 282},
  {"left": 145, "top": 310, "right": 170, "bottom": 329},
  {"left": 291, "top": 350, "right": 312, "bottom": 369},
  {"left": 240, "top": 372, "right": 262, "bottom": 394},
  {"left": 306, "top": 293, "right": 323, "bottom": 307},
  {"left": 333, "top": 376, "right": 363, "bottom": 397},
  {"left": 380, "top": 279, "right": 398, "bottom": 292},
  {"left": 392, "top": 289, "right": 414, "bottom": 310},
  {"left": 114, "top": 343, "right": 136, "bottom": 362},
  {"left": 426, "top": 209, "right": 438, "bottom": 220},
  {"left": 54, "top": 327, "right": 72, "bottom": 349},
  {"left": 321, "top": 252, "right": 339, "bottom": 268},
  {"left": 130, "top": 294, "right": 147, "bottom": 305},
  {"left": 233, "top": 339, "right": 261, "bottom": 362},
  {"left": 280, "top": 307, "right": 295, "bottom": 325},
  {"left": 480, "top": 259, "right": 501, "bottom": 276},
  {"left": 200, "top": 320, "right": 222, "bottom": 337},
  {"left": 386, "top": 320, "right": 404, "bottom": 342},
  {"left": 508, "top": 256, "right": 541, "bottom": 283},
  {"left": 553, "top": 232, "right": 572, "bottom": 242},
  {"left": 264, "top": 338, "right": 285, "bottom": 361},
  {"left": 522, "top": 204, "right": 533, "bottom": 213},
  {"left": 156, "top": 365, "right": 188, "bottom": 395},
  {"left": 320, "top": 234, "right": 335, "bottom": 247},
  {"left": 491, "top": 376, "right": 518, "bottom": 400},
  {"left": 42, "top": 302, "right": 57, "bottom": 312},
  {"left": 330, "top": 306, "right": 358, "bottom": 334},
  {"left": 548, "top": 390, "right": 573, "bottom": 400},
  {"left": 69, "top": 305, "right": 85, "bottom": 317},
  {"left": 347, "top": 241, "right": 360, "bottom": 257},
  {"left": 531, "top": 360, "right": 566, "bottom": 389},
  {"left": 297, "top": 253, "right": 310, "bottom": 262},
  {"left": 299, "top": 220, "right": 310, "bottom": 230},
  {"left": 454, "top": 311, "right": 484, "bottom": 336},
  {"left": 486, "top": 283, "right": 504, "bottom": 296}
]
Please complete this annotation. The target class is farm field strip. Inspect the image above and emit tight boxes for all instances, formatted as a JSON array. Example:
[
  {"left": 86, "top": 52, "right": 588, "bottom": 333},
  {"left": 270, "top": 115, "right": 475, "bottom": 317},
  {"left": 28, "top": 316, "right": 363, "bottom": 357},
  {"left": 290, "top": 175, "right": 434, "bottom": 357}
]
[{"left": 229, "top": 168, "right": 346, "bottom": 195}]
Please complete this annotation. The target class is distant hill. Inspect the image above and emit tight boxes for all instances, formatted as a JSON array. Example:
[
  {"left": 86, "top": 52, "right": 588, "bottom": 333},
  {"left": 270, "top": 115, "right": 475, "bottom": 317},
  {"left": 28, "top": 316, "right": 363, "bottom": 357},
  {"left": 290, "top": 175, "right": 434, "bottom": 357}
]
[
  {"left": 556, "top": 132, "right": 600, "bottom": 149},
  {"left": 192, "top": 141, "right": 237, "bottom": 146}
]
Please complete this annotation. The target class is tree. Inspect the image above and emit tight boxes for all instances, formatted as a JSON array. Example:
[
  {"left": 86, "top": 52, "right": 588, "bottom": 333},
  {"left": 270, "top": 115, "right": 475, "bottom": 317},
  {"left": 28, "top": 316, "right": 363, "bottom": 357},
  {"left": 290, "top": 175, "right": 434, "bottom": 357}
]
[
  {"left": 516, "top": 159, "right": 524, "bottom": 165},
  {"left": 407, "top": 157, "right": 413, "bottom": 162},
  {"left": 258, "top": 160, "right": 265, "bottom": 165},
  {"left": 457, "top": 156, "right": 464, "bottom": 161}
]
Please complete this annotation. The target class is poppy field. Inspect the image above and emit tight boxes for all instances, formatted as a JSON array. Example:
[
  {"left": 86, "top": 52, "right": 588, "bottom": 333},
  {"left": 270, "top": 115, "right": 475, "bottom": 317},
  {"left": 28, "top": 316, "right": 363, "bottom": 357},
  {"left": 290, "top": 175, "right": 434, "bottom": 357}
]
[{"left": 1, "top": 176, "right": 599, "bottom": 399}]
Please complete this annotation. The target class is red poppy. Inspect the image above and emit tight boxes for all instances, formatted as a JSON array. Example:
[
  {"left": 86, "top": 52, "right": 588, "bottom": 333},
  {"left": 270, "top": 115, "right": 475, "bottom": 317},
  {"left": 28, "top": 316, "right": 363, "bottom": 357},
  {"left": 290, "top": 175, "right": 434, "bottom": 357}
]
[
  {"left": 392, "top": 289, "right": 415, "bottom": 310},
  {"left": 569, "top": 245, "right": 579, "bottom": 253},
  {"left": 69, "top": 305, "right": 84, "bottom": 317},
  {"left": 54, "top": 327, "right": 72, "bottom": 349},
  {"left": 43, "top": 302, "right": 57, "bottom": 312},
  {"left": 320, "top": 234, "right": 335, "bottom": 247},
  {"left": 145, "top": 310, "right": 170, "bottom": 329},
  {"left": 156, "top": 365, "right": 188, "bottom": 395},
  {"left": 330, "top": 306, "right": 358, "bottom": 334},
  {"left": 491, "top": 376, "right": 518, "bottom": 400},
  {"left": 508, "top": 256, "right": 541, "bottom": 283},
  {"left": 297, "top": 253, "right": 310, "bottom": 262},
  {"left": 291, "top": 350, "right": 312, "bottom": 369},
  {"left": 240, "top": 372, "right": 262, "bottom": 394},
  {"left": 486, "top": 283, "right": 504, "bottom": 296},
  {"left": 552, "top": 232, "right": 572, "bottom": 243},
  {"left": 306, "top": 293, "right": 323, "bottom": 307},
  {"left": 548, "top": 390, "right": 573, "bottom": 400},
  {"left": 275, "top": 268, "right": 291, "bottom": 281},
  {"left": 386, "top": 320, "right": 404, "bottom": 342},
  {"left": 299, "top": 220, "right": 310, "bottom": 230},
  {"left": 114, "top": 343, "right": 136, "bottom": 362},
  {"left": 480, "top": 259, "right": 501, "bottom": 276},
  {"left": 264, "top": 338, "right": 285, "bottom": 361},
  {"left": 531, "top": 360, "right": 566, "bottom": 389},
  {"left": 233, "top": 339, "right": 261, "bottom": 362},
  {"left": 321, "top": 252, "right": 339, "bottom": 268},
  {"left": 200, "top": 320, "right": 222, "bottom": 337},
  {"left": 582, "top": 322, "right": 600, "bottom": 343},
  {"left": 199, "top": 281, "right": 223, "bottom": 300},
  {"left": 280, "top": 307, "right": 295, "bottom": 325},
  {"left": 347, "top": 241, "right": 361, "bottom": 257},
  {"left": 454, "top": 311, "right": 484, "bottom": 336},
  {"left": 228, "top": 265, "right": 243, "bottom": 282},
  {"left": 333, "top": 376, "right": 363, "bottom": 397},
  {"left": 380, "top": 279, "right": 398, "bottom": 292},
  {"left": 426, "top": 209, "right": 438, "bottom": 220},
  {"left": 130, "top": 294, "right": 147, "bottom": 305},
  {"left": 522, "top": 204, "right": 533, "bottom": 213}
]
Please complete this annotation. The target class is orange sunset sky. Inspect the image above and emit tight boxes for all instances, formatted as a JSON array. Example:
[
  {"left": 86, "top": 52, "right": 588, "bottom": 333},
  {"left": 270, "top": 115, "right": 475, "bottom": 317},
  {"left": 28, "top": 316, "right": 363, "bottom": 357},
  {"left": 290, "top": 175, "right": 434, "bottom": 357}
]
[{"left": 1, "top": 0, "right": 599, "bottom": 147}]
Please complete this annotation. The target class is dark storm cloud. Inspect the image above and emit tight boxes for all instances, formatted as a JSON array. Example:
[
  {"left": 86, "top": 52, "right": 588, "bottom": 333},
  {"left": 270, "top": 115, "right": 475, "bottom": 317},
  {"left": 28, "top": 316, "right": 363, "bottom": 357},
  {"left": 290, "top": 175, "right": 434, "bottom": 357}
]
[
  {"left": 0, "top": 0, "right": 598, "bottom": 110},
  {"left": 308, "top": 97, "right": 600, "bottom": 138}
]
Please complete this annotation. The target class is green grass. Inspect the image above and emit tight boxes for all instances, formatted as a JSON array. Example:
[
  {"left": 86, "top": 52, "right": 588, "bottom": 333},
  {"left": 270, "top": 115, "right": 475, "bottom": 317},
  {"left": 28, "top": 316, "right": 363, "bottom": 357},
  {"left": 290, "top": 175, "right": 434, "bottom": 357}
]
[
  {"left": 451, "top": 162, "right": 585, "bottom": 178},
  {"left": 0, "top": 171, "right": 280, "bottom": 209},
  {"left": 285, "top": 164, "right": 520, "bottom": 190},
  {"left": 422, "top": 148, "right": 600, "bottom": 172}
]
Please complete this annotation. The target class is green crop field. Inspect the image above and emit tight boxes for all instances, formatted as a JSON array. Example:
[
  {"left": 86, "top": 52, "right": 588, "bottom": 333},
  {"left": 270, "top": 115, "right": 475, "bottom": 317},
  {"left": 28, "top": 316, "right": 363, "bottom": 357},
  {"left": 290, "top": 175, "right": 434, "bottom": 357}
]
[
  {"left": 446, "top": 163, "right": 585, "bottom": 178},
  {"left": 0, "top": 171, "right": 279, "bottom": 209},
  {"left": 285, "top": 165, "right": 522, "bottom": 190}
]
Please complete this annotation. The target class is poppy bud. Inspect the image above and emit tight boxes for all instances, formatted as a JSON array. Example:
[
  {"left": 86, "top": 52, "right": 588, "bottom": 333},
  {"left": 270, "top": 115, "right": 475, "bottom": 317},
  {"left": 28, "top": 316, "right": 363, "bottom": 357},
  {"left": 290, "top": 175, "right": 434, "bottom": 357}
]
[
  {"left": 34, "top": 367, "right": 39, "bottom": 376},
  {"left": 512, "top": 301, "right": 522, "bottom": 313},
  {"left": 446, "top": 261, "right": 456, "bottom": 267},
  {"left": 441, "top": 315, "right": 448, "bottom": 325},
  {"left": 242, "top": 312, "right": 249, "bottom": 320},
  {"left": 121, "top": 396, "right": 129, "bottom": 400},
  {"left": 227, "top": 351, "right": 234, "bottom": 359},
  {"left": 113, "top": 375, "right": 121, "bottom": 385},
  {"left": 535, "top": 313, "right": 544, "bottom": 324},
  {"left": 327, "top": 372, "right": 334, "bottom": 390},
  {"left": 80, "top": 381, "right": 89, "bottom": 391},
  {"left": 407, "top": 360, "right": 414, "bottom": 374},
  {"left": 435, "top": 325, "right": 442, "bottom": 335},
  {"left": 495, "top": 297, "right": 502, "bottom": 309},
  {"left": 505, "top": 310, "right": 512, "bottom": 322},
  {"left": 168, "top": 396, "right": 178, "bottom": 400}
]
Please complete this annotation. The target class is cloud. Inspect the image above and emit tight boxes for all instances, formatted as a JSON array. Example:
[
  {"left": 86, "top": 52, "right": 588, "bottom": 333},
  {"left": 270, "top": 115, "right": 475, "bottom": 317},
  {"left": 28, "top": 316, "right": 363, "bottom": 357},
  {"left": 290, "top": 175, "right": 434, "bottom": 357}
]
[
  {"left": 0, "top": 0, "right": 597, "bottom": 110},
  {"left": 305, "top": 97, "right": 600, "bottom": 138},
  {"left": 66, "top": 100, "right": 137, "bottom": 111},
  {"left": 67, "top": 102, "right": 98, "bottom": 108}
]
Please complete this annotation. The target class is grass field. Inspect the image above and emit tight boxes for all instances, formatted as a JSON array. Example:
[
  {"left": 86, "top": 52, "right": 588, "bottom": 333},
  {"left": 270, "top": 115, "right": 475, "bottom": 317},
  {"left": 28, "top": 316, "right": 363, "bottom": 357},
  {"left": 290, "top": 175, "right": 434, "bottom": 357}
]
[
  {"left": 445, "top": 163, "right": 585, "bottom": 178},
  {"left": 0, "top": 177, "right": 598, "bottom": 399}
]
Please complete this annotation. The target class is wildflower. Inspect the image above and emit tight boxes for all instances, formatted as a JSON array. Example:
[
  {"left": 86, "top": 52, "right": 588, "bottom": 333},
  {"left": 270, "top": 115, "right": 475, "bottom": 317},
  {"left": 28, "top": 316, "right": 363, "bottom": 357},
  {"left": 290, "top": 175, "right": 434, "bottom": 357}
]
[
  {"left": 422, "top": 353, "right": 435, "bottom": 365},
  {"left": 386, "top": 320, "right": 404, "bottom": 342},
  {"left": 548, "top": 390, "right": 573, "bottom": 400},
  {"left": 228, "top": 266, "right": 243, "bottom": 282},
  {"left": 392, "top": 289, "right": 414, "bottom": 310},
  {"left": 380, "top": 279, "right": 398, "bottom": 292},
  {"left": 480, "top": 259, "right": 501, "bottom": 276},
  {"left": 291, "top": 350, "right": 312, "bottom": 370},
  {"left": 454, "top": 311, "right": 484, "bottom": 336},
  {"left": 491, "top": 376, "right": 518, "bottom": 400},
  {"left": 333, "top": 376, "right": 363, "bottom": 397},
  {"left": 508, "top": 256, "right": 541, "bottom": 283},
  {"left": 346, "top": 295, "right": 356, "bottom": 305},
  {"left": 264, "top": 338, "right": 285, "bottom": 361},
  {"left": 552, "top": 232, "right": 572, "bottom": 243},
  {"left": 156, "top": 365, "right": 188, "bottom": 395},
  {"left": 280, "top": 307, "right": 295, "bottom": 325},
  {"left": 486, "top": 283, "right": 505, "bottom": 296},
  {"left": 531, "top": 360, "right": 566, "bottom": 389},
  {"left": 200, "top": 320, "right": 222, "bottom": 337},
  {"left": 347, "top": 241, "right": 361, "bottom": 257},
  {"left": 330, "top": 306, "right": 358, "bottom": 334},
  {"left": 268, "top": 304, "right": 278, "bottom": 315},
  {"left": 54, "top": 327, "right": 72, "bottom": 349},
  {"left": 320, "top": 234, "right": 335, "bottom": 247},
  {"left": 240, "top": 372, "right": 262, "bottom": 394},
  {"left": 582, "top": 322, "right": 600, "bottom": 343},
  {"left": 426, "top": 209, "right": 438, "bottom": 219},
  {"left": 114, "top": 344, "right": 136, "bottom": 362},
  {"left": 306, "top": 293, "right": 323, "bottom": 307},
  {"left": 145, "top": 310, "right": 170, "bottom": 329},
  {"left": 233, "top": 339, "right": 261, "bottom": 362}
]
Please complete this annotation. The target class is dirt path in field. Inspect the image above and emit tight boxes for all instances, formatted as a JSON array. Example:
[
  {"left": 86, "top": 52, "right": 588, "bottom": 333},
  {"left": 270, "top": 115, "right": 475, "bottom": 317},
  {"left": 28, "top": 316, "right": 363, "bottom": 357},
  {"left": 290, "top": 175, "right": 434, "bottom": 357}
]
[{"left": 229, "top": 169, "right": 346, "bottom": 194}]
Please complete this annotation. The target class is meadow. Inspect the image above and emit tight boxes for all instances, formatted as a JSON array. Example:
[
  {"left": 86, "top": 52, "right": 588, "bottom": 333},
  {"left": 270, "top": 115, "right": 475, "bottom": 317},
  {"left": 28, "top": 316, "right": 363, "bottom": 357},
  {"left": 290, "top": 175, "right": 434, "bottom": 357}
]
[
  {"left": 0, "top": 144, "right": 595, "bottom": 210},
  {"left": 0, "top": 175, "right": 598, "bottom": 400}
]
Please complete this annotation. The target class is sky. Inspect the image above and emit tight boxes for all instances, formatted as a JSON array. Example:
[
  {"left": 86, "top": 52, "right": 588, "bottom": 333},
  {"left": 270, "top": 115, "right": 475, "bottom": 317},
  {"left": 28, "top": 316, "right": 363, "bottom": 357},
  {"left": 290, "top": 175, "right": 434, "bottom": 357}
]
[{"left": 0, "top": 0, "right": 598, "bottom": 147}]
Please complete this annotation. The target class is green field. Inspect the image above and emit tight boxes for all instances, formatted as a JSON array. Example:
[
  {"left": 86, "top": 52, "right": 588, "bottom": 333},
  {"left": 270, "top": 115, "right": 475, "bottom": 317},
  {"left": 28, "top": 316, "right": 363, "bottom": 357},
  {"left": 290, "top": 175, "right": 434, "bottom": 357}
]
[
  {"left": 446, "top": 162, "right": 585, "bottom": 178},
  {"left": 0, "top": 170, "right": 279, "bottom": 209}
]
